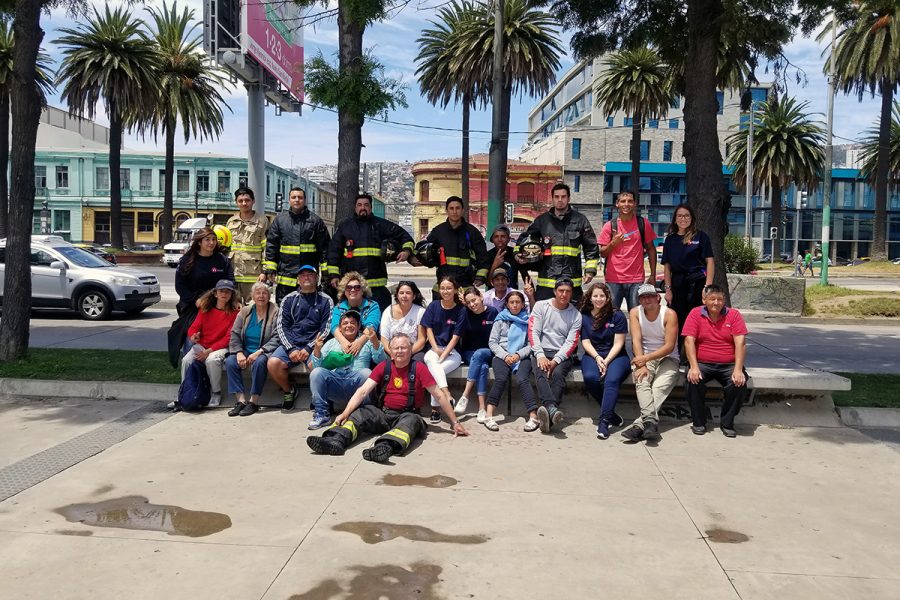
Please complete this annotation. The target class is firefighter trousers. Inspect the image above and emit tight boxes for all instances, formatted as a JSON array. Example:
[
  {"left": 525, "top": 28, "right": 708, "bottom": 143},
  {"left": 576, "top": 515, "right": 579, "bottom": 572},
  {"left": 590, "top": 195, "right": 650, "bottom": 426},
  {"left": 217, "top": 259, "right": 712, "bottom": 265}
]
[{"left": 322, "top": 406, "right": 424, "bottom": 453}]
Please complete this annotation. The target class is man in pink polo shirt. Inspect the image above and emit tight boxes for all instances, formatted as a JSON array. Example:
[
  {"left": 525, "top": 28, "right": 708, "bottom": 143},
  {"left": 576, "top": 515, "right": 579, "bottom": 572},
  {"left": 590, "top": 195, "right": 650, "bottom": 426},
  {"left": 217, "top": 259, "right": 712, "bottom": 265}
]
[
  {"left": 599, "top": 191, "right": 657, "bottom": 311},
  {"left": 682, "top": 284, "right": 750, "bottom": 438}
]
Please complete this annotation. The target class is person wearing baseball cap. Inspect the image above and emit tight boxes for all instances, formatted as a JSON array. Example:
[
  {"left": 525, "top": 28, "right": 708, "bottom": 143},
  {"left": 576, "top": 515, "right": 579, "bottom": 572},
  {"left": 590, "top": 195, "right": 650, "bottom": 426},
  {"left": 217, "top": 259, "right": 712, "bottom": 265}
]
[
  {"left": 621, "top": 283, "right": 680, "bottom": 442},
  {"left": 487, "top": 225, "right": 523, "bottom": 291},
  {"left": 484, "top": 267, "right": 532, "bottom": 311}
]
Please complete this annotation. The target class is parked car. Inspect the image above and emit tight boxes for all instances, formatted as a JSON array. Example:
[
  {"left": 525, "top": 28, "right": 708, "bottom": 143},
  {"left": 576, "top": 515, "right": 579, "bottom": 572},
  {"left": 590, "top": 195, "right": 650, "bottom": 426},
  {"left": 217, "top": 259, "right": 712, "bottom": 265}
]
[
  {"left": 130, "top": 243, "right": 161, "bottom": 252},
  {"left": 812, "top": 257, "right": 833, "bottom": 267},
  {"left": 760, "top": 252, "right": 791, "bottom": 263},
  {"left": 73, "top": 243, "right": 117, "bottom": 265},
  {"left": 0, "top": 235, "right": 160, "bottom": 320}
]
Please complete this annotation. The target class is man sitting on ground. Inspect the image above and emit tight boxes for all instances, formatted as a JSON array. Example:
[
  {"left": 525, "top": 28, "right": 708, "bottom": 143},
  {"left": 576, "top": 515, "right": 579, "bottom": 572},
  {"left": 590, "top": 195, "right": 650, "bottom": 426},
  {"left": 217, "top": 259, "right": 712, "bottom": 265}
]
[
  {"left": 306, "top": 334, "right": 468, "bottom": 462},
  {"left": 682, "top": 284, "right": 750, "bottom": 438},
  {"left": 622, "top": 284, "right": 680, "bottom": 442}
]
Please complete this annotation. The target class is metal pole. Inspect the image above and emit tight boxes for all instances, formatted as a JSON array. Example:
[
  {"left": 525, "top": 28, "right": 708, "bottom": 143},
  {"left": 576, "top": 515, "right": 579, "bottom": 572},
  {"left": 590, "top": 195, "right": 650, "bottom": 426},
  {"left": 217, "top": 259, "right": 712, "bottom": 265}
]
[
  {"left": 247, "top": 83, "right": 266, "bottom": 219},
  {"left": 745, "top": 103, "right": 754, "bottom": 242},
  {"left": 486, "top": 0, "right": 504, "bottom": 232},
  {"left": 793, "top": 189, "right": 800, "bottom": 259},
  {"left": 820, "top": 12, "right": 836, "bottom": 285}
]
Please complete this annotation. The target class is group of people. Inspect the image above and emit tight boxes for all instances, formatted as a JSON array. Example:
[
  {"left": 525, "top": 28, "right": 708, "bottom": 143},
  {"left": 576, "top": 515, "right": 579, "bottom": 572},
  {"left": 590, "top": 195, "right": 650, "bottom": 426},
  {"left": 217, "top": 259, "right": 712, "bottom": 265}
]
[
  {"left": 792, "top": 250, "right": 817, "bottom": 277},
  {"left": 168, "top": 182, "right": 751, "bottom": 464}
]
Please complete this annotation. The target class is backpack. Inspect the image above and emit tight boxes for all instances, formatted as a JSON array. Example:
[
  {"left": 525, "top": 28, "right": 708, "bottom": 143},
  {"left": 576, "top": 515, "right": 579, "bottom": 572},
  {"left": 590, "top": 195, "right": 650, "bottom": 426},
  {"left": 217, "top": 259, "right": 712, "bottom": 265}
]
[
  {"left": 177, "top": 359, "right": 211, "bottom": 411},
  {"left": 377, "top": 359, "right": 419, "bottom": 412},
  {"left": 605, "top": 213, "right": 647, "bottom": 275}
]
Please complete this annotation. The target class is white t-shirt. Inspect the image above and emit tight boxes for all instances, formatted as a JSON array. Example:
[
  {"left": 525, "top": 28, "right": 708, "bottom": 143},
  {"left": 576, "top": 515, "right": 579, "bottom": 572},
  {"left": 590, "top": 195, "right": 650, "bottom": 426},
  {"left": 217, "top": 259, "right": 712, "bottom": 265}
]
[{"left": 379, "top": 303, "right": 425, "bottom": 345}]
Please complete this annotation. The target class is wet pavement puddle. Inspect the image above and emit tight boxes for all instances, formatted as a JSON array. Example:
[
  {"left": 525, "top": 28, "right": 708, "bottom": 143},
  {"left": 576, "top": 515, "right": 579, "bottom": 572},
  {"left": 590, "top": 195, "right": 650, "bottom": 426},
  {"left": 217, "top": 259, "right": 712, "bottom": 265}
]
[
  {"left": 333, "top": 521, "right": 488, "bottom": 545},
  {"left": 705, "top": 528, "right": 750, "bottom": 543},
  {"left": 54, "top": 529, "right": 93, "bottom": 536},
  {"left": 289, "top": 562, "right": 443, "bottom": 599},
  {"left": 54, "top": 495, "right": 232, "bottom": 538},
  {"left": 379, "top": 474, "right": 458, "bottom": 488}
]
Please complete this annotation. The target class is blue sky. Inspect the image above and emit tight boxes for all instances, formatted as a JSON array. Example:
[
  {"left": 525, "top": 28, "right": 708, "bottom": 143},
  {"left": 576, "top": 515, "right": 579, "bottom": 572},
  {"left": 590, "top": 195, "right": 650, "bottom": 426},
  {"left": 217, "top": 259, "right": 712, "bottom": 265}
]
[{"left": 41, "top": 1, "right": 883, "bottom": 169}]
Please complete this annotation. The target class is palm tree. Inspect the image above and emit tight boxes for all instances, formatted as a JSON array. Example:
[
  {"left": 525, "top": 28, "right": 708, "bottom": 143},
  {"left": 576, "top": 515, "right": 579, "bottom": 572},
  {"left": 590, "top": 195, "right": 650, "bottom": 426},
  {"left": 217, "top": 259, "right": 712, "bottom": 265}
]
[
  {"left": 55, "top": 6, "right": 159, "bottom": 249},
  {"left": 824, "top": 1, "right": 900, "bottom": 260},
  {"left": 859, "top": 102, "right": 900, "bottom": 193},
  {"left": 0, "top": 19, "right": 54, "bottom": 237},
  {"left": 726, "top": 96, "right": 825, "bottom": 252},
  {"left": 594, "top": 47, "right": 673, "bottom": 202},
  {"left": 144, "top": 2, "right": 229, "bottom": 246},
  {"left": 415, "top": 1, "right": 488, "bottom": 209}
]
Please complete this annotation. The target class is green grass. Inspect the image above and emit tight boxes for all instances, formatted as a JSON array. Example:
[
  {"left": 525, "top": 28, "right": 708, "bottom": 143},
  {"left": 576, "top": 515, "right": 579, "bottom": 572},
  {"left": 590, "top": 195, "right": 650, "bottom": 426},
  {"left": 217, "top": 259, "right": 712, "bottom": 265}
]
[
  {"left": 833, "top": 373, "right": 900, "bottom": 409},
  {"left": 0, "top": 349, "right": 179, "bottom": 384},
  {"left": 803, "top": 284, "right": 900, "bottom": 317}
]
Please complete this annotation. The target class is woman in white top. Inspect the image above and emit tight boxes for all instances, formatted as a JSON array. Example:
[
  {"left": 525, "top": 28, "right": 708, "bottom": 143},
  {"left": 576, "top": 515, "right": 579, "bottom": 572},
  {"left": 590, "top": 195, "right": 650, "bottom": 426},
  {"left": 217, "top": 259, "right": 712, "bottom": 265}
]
[{"left": 379, "top": 281, "right": 427, "bottom": 360}]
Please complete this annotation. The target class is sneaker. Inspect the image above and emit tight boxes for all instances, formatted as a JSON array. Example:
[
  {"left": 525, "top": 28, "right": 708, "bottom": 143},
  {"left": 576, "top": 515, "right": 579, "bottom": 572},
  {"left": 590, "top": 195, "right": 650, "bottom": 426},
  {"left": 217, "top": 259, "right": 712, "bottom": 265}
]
[
  {"left": 429, "top": 410, "right": 441, "bottom": 424},
  {"left": 281, "top": 389, "right": 296, "bottom": 411},
  {"left": 620, "top": 424, "right": 644, "bottom": 442},
  {"left": 166, "top": 400, "right": 176, "bottom": 410},
  {"left": 453, "top": 396, "right": 469, "bottom": 416},
  {"left": 551, "top": 409, "right": 565, "bottom": 428},
  {"left": 720, "top": 425, "right": 737, "bottom": 438},
  {"left": 483, "top": 418, "right": 500, "bottom": 432},
  {"left": 524, "top": 418, "right": 540, "bottom": 432},
  {"left": 476, "top": 409, "right": 487, "bottom": 423},
  {"left": 362, "top": 441, "right": 394, "bottom": 463},
  {"left": 240, "top": 402, "right": 259, "bottom": 417},
  {"left": 643, "top": 421, "right": 660, "bottom": 439},
  {"left": 308, "top": 414, "right": 331, "bottom": 430},
  {"left": 609, "top": 412, "right": 624, "bottom": 427},
  {"left": 306, "top": 435, "right": 345, "bottom": 456},
  {"left": 597, "top": 420, "right": 610, "bottom": 440},
  {"left": 537, "top": 406, "right": 551, "bottom": 434},
  {"left": 208, "top": 392, "right": 221, "bottom": 408},
  {"left": 227, "top": 403, "right": 245, "bottom": 417},
  {"left": 691, "top": 425, "right": 706, "bottom": 435}
]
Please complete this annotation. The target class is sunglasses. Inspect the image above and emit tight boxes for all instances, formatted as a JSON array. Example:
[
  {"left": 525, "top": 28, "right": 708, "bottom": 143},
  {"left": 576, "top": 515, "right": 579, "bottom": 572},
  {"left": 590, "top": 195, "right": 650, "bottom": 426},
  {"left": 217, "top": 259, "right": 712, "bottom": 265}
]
[{"left": 345, "top": 284, "right": 362, "bottom": 291}]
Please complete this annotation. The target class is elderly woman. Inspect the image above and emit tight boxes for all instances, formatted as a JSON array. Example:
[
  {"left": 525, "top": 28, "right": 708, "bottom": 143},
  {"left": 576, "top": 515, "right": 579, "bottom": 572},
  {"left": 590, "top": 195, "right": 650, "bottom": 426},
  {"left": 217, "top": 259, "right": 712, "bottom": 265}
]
[
  {"left": 224, "top": 282, "right": 280, "bottom": 417},
  {"left": 330, "top": 271, "right": 382, "bottom": 355},
  {"left": 379, "top": 281, "right": 427, "bottom": 360},
  {"left": 180, "top": 279, "right": 241, "bottom": 408},
  {"left": 485, "top": 291, "right": 537, "bottom": 432}
]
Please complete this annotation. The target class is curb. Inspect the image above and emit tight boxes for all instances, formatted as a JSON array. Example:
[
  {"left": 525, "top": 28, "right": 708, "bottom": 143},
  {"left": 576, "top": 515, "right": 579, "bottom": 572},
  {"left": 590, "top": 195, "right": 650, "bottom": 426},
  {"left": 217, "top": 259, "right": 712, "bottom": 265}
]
[
  {"left": 0, "top": 378, "right": 177, "bottom": 402},
  {"left": 835, "top": 406, "right": 900, "bottom": 429}
]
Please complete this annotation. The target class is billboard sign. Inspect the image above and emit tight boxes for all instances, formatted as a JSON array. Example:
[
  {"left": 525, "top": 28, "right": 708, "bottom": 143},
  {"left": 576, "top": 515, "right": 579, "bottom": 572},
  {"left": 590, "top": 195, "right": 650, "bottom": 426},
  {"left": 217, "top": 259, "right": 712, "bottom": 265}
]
[{"left": 242, "top": 0, "right": 304, "bottom": 101}]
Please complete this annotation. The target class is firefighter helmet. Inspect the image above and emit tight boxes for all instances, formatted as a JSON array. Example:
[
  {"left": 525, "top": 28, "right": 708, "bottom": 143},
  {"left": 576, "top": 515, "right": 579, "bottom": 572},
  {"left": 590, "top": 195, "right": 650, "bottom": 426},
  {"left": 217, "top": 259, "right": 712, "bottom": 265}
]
[
  {"left": 516, "top": 233, "right": 544, "bottom": 264},
  {"left": 382, "top": 239, "right": 400, "bottom": 262},
  {"left": 414, "top": 240, "right": 440, "bottom": 268},
  {"left": 212, "top": 224, "right": 232, "bottom": 248}
]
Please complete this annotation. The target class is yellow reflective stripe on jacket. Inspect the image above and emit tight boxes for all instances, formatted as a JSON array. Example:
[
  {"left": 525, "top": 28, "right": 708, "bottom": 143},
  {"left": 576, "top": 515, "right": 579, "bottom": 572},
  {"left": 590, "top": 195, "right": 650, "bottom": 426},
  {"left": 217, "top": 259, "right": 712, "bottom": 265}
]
[
  {"left": 231, "top": 244, "right": 264, "bottom": 252},
  {"left": 262, "top": 260, "right": 277, "bottom": 271},
  {"left": 445, "top": 256, "right": 470, "bottom": 267},
  {"left": 347, "top": 247, "right": 381, "bottom": 257},
  {"left": 275, "top": 275, "right": 298, "bottom": 286},
  {"left": 341, "top": 420, "right": 359, "bottom": 441},
  {"left": 325, "top": 265, "right": 340, "bottom": 275},
  {"left": 383, "top": 428, "right": 411, "bottom": 446},
  {"left": 401, "top": 241, "right": 414, "bottom": 251},
  {"left": 584, "top": 259, "right": 599, "bottom": 272},
  {"left": 281, "top": 244, "right": 318, "bottom": 255},
  {"left": 536, "top": 276, "right": 583, "bottom": 288},
  {"left": 366, "top": 277, "right": 388, "bottom": 287},
  {"left": 549, "top": 246, "right": 581, "bottom": 257},
  {"left": 234, "top": 275, "right": 258, "bottom": 283},
  {"left": 475, "top": 268, "right": 488, "bottom": 279}
]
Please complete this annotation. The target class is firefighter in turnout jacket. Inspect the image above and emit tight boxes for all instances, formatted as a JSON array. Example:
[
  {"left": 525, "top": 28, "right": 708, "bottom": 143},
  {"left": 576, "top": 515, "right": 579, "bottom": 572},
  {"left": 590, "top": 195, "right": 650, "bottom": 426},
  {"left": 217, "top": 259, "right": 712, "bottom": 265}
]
[
  {"left": 263, "top": 187, "right": 330, "bottom": 303},
  {"left": 425, "top": 196, "right": 489, "bottom": 297},
  {"left": 518, "top": 183, "right": 599, "bottom": 302},
  {"left": 326, "top": 193, "right": 415, "bottom": 310},
  {"left": 226, "top": 187, "right": 269, "bottom": 304}
]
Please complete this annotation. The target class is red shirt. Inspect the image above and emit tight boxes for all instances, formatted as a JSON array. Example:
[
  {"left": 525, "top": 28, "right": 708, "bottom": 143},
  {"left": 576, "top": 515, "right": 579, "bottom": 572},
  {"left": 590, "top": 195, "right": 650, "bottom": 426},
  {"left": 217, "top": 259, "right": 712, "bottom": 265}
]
[
  {"left": 598, "top": 217, "right": 657, "bottom": 283},
  {"left": 682, "top": 306, "right": 748, "bottom": 364},
  {"left": 368, "top": 360, "right": 436, "bottom": 411},
  {"left": 187, "top": 308, "right": 239, "bottom": 351}
]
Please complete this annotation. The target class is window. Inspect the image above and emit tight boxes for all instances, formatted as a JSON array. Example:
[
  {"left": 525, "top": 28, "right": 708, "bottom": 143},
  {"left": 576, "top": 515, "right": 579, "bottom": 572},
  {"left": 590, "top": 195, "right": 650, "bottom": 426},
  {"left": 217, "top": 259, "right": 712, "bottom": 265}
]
[
  {"left": 573, "top": 175, "right": 581, "bottom": 193},
  {"left": 139, "top": 169, "right": 152, "bottom": 191},
  {"left": 607, "top": 116, "right": 614, "bottom": 127},
  {"left": 95, "top": 167, "right": 110, "bottom": 190},
  {"left": 671, "top": 96, "right": 680, "bottom": 109},
  {"left": 624, "top": 117, "right": 633, "bottom": 127},
  {"left": 56, "top": 166, "right": 69, "bottom": 189},
  {"left": 95, "top": 212, "right": 110, "bottom": 232},
  {"left": 716, "top": 91, "right": 724, "bottom": 115},
  {"left": 669, "top": 119, "right": 679, "bottom": 129},
  {"left": 517, "top": 182, "right": 535, "bottom": 202},
  {"left": 420, "top": 180, "right": 429, "bottom": 202},
  {"left": 196, "top": 170, "right": 210, "bottom": 192},
  {"left": 663, "top": 141, "right": 673, "bottom": 162},
  {"left": 35, "top": 166, "right": 47, "bottom": 190},
  {"left": 120, "top": 168, "right": 131, "bottom": 190},
  {"left": 266, "top": 175, "right": 271, "bottom": 197},
  {"left": 159, "top": 169, "right": 166, "bottom": 189},
  {"left": 53, "top": 210, "right": 70, "bottom": 232},
  {"left": 217, "top": 171, "right": 231, "bottom": 193},
  {"left": 177, "top": 169, "right": 190, "bottom": 193},
  {"left": 138, "top": 211, "right": 154, "bottom": 233},
  {"left": 239, "top": 171, "right": 248, "bottom": 187},
  {"left": 648, "top": 119, "right": 659, "bottom": 128},
  {"left": 30, "top": 249, "right": 56, "bottom": 266},
  {"left": 641, "top": 141, "right": 650, "bottom": 160},
  {"left": 571, "top": 138, "right": 581, "bottom": 160}
]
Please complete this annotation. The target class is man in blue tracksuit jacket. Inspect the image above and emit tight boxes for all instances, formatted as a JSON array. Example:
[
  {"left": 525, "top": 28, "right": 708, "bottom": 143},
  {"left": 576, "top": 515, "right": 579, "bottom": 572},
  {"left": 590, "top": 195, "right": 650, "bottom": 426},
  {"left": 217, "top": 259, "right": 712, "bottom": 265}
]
[{"left": 268, "top": 265, "right": 334, "bottom": 409}]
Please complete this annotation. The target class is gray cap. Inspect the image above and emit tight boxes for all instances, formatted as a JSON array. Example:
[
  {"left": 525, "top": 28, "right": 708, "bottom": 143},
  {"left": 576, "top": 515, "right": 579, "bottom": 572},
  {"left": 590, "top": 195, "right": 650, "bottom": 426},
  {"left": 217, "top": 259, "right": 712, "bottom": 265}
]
[{"left": 637, "top": 283, "right": 658, "bottom": 297}]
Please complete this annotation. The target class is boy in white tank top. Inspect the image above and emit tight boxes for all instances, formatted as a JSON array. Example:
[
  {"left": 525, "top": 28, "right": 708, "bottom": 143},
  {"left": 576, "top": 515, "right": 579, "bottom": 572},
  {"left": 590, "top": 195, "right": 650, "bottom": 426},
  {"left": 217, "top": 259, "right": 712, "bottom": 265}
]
[{"left": 622, "top": 284, "right": 680, "bottom": 442}]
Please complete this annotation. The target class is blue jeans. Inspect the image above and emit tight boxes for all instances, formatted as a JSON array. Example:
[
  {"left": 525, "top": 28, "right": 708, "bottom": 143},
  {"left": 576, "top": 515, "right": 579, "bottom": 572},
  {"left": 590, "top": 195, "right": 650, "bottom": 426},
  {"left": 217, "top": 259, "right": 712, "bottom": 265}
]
[
  {"left": 225, "top": 353, "right": 270, "bottom": 396},
  {"left": 460, "top": 348, "right": 491, "bottom": 396},
  {"left": 607, "top": 282, "right": 642, "bottom": 311},
  {"left": 581, "top": 353, "right": 631, "bottom": 422},
  {"left": 309, "top": 367, "right": 371, "bottom": 416}
]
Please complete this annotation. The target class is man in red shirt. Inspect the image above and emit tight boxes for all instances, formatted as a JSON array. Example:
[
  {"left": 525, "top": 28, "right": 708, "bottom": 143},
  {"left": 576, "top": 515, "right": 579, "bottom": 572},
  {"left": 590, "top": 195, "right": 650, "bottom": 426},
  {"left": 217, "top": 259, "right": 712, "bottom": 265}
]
[
  {"left": 682, "top": 284, "right": 750, "bottom": 437},
  {"left": 306, "top": 334, "right": 468, "bottom": 462},
  {"left": 599, "top": 191, "right": 658, "bottom": 311}
]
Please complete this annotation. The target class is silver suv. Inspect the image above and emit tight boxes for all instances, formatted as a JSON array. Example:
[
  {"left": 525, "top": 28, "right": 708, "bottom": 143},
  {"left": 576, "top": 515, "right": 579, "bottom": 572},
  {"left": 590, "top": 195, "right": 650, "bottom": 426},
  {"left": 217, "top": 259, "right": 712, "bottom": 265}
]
[{"left": 0, "top": 235, "right": 161, "bottom": 320}]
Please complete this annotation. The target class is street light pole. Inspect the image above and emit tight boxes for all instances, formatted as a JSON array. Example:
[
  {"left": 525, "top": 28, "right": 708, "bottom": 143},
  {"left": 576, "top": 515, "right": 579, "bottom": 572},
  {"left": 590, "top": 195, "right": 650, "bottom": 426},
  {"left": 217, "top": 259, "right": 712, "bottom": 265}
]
[
  {"left": 820, "top": 12, "right": 836, "bottom": 285},
  {"left": 744, "top": 103, "right": 754, "bottom": 243}
]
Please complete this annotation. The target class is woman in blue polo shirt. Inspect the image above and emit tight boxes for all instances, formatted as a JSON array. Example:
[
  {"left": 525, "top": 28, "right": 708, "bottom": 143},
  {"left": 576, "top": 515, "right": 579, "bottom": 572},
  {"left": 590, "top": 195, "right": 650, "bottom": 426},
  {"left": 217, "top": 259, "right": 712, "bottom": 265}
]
[
  {"left": 662, "top": 204, "right": 715, "bottom": 357},
  {"left": 579, "top": 282, "right": 630, "bottom": 440},
  {"left": 454, "top": 286, "right": 499, "bottom": 423},
  {"left": 421, "top": 276, "right": 467, "bottom": 423}
]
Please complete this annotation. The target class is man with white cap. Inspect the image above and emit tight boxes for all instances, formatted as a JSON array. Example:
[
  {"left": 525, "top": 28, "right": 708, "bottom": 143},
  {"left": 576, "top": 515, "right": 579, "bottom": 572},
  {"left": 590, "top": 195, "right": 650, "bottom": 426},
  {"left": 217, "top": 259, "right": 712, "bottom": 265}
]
[{"left": 621, "top": 283, "right": 680, "bottom": 442}]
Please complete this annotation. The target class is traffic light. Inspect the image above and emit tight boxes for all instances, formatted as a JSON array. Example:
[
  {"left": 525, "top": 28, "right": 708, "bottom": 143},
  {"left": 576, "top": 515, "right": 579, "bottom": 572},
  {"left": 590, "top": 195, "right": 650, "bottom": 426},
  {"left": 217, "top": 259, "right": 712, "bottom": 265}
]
[
  {"left": 274, "top": 192, "right": 283, "bottom": 212},
  {"left": 799, "top": 190, "right": 809, "bottom": 209},
  {"left": 504, "top": 203, "right": 514, "bottom": 223},
  {"left": 769, "top": 227, "right": 778, "bottom": 239}
]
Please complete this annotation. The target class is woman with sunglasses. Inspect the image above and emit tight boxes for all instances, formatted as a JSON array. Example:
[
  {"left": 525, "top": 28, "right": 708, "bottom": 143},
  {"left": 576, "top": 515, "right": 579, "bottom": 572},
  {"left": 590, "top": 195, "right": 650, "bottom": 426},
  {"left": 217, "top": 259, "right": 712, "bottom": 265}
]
[
  {"left": 330, "top": 271, "right": 382, "bottom": 355},
  {"left": 380, "top": 281, "right": 427, "bottom": 359}
]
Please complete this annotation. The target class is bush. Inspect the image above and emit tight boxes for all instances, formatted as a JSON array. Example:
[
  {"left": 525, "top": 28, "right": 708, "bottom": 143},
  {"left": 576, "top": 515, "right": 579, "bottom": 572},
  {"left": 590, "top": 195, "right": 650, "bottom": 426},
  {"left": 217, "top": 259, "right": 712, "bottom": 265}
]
[{"left": 724, "top": 235, "right": 759, "bottom": 274}]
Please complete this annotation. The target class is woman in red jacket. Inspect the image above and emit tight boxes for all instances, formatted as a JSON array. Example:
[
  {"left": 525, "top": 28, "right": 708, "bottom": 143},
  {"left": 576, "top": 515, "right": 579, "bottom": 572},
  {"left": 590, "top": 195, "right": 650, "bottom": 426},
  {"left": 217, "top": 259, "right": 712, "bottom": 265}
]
[{"left": 181, "top": 279, "right": 241, "bottom": 407}]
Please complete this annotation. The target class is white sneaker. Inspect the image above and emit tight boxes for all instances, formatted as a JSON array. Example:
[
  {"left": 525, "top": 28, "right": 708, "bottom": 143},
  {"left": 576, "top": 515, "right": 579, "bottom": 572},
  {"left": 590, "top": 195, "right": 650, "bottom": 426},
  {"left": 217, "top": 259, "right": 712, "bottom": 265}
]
[
  {"left": 453, "top": 395, "right": 469, "bottom": 415},
  {"left": 166, "top": 401, "right": 176, "bottom": 409},
  {"left": 208, "top": 392, "right": 221, "bottom": 408},
  {"left": 476, "top": 409, "right": 487, "bottom": 423}
]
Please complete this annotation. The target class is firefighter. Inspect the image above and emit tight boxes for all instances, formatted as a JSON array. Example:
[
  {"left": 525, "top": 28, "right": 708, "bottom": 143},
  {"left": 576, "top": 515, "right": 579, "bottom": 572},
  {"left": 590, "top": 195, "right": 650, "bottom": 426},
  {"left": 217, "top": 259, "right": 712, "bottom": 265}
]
[
  {"left": 425, "top": 196, "right": 489, "bottom": 299},
  {"left": 517, "top": 183, "right": 599, "bottom": 302},
  {"left": 263, "top": 186, "right": 330, "bottom": 303},
  {"left": 226, "top": 187, "right": 268, "bottom": 304},
  {"left": 326, "top": 193, "right": 414, "bottom": 311}
]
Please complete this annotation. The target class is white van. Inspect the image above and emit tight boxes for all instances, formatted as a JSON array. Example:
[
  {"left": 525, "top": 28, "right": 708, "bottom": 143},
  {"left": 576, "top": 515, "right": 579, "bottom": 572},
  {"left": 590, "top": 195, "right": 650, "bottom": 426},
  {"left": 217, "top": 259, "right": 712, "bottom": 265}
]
[{"left": 162, "top": 217, "right": 209, "bottom": 268}]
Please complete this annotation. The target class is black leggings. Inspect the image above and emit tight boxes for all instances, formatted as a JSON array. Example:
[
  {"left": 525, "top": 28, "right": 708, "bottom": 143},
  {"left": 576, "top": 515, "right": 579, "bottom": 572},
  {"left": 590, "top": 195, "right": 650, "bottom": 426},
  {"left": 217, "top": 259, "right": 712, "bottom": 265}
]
[{"left": 487, "top": 356, "right": 537, "bottom": 412}]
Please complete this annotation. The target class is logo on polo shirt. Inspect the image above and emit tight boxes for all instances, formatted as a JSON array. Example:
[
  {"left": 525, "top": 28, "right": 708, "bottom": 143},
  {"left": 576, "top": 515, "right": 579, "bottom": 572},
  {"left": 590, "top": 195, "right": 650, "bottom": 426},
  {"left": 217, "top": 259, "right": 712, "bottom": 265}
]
[{"left": 446, "top": 319, "right": 457, "bottom": 325}]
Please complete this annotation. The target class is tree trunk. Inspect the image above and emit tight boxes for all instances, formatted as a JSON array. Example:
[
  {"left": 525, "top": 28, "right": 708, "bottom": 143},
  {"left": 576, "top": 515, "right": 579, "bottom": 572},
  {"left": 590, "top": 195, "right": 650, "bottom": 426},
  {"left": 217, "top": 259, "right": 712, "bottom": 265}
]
[
  {"left": 871, "top": 78, "right": 892, "bottom": 261},
  {"left": 334, "top": 4, "right": 364, "bottom": 226},
  {"left": 683, "top": 0, "right": 731, "bottom": 297},
  {"left": 0, "top": 90, "right": 9, "bottom": 238},
  {"left": 109, "top": 102, "right": 124, "bottom": 249},
  {"left": 630, "top": 110, "right": 642, "bottom": 203},
  {"left": 770, "top": 180, "right": 782, "bottom": 256},
  {"left": 0, "top": 0, "right": 43, "bottom": 361},
  {"left": 461, "top": 94, "right": 470, "bottom": 210},
  {"left": 159, "top": 118, "right": 175, "bottom": 245}
]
